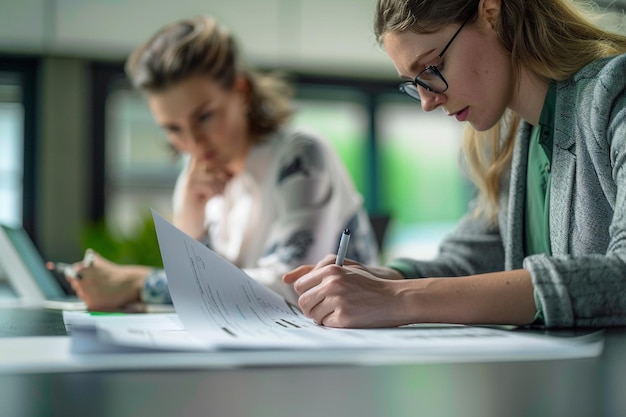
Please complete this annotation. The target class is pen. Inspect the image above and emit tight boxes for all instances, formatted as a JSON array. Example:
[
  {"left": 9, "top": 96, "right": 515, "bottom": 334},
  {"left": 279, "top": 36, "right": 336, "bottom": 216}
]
[
  {"left": 83, "top": 248, "right": 95, "bottom": 267},
  {"left": 335, "top": 228, "right": 351, "bottom": 266},
  {"left": 47, "top": 262, "right": 78, "bottom": 279},
  {"left": 46, "top": 249, "right": 95, "bottom": 280}
]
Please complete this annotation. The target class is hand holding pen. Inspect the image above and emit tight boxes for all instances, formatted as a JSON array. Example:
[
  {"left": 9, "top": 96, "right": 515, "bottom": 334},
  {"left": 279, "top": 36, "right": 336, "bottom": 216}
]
[
  {"left": 335, "top": 228, "right": 351, "bottom": 266},
  {"left": 47, "top": 248, "right": 95, "bottom": 280},
  {"left": 284, "top": 227, "right": 409, "bottom": 327}
]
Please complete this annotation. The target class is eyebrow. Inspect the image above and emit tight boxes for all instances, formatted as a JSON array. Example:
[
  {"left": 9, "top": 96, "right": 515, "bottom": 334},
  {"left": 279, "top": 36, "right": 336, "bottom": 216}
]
[
  {"left": 399, "top": 48, "right": 437, "bottom": 80},
  {"left": 190, "top": 99, "right": 213, "bottom": 117},
  {"left": 159, "top": 99, "right": 214, "bottom": 130},
  {"left": 160, "top": 122, "right": 180, "bottom": 132}
]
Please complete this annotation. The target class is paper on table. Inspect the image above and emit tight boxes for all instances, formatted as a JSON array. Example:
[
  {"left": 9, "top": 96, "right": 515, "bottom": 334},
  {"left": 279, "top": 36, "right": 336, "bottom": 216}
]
[
  {"left": 62, "top": 311, "right": 200, "bottom": 353},
  {"left": 154, "top": 210, "right": 391, "bottom": 349},
  {"left": 60, "top": 211, "right": 603, "bottom": 360},
  {"left": 65, "top": 307, "right": 604, "bottom": 359},
  {"left": 142, "top": 210, "right": 603, "bottom": 356}
]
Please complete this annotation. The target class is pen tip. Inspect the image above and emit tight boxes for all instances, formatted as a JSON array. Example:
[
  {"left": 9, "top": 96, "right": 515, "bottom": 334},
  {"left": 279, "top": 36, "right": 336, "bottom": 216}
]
[{"left": 344, "top": 228, "right": 350, "bottom": 235}]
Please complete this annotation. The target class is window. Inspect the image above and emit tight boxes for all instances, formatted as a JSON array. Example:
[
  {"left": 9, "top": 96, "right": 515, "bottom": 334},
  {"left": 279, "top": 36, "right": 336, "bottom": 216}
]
[
  {"left": 0, "top": 58, "right": 38, "bottom": 233},
  {"left": 292, "top": 86, "right": 370, "bottom": 206},
  {"left": 377, "top": 95, "right": 468, "bottom": 259},
  {"left": 0, "top": 76, "right": 23, "bottom": 227},
  {"left": 105, "top": 86, "right": 182, "bottom": 232}
]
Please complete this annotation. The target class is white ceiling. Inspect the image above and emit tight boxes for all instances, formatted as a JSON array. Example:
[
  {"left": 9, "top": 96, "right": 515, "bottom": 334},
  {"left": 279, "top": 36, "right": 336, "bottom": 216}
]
[
  {"left": 0, "top": 0, "right": 393, "bottom": 77},
  {"left": 0, "top": 0, "right": 624, "bottom": 79}
]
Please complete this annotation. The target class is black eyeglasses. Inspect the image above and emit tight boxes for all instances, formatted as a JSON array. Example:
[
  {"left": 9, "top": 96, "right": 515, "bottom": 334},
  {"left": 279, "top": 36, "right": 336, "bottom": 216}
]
[{"left": 399, "top": 14, "right": 473, "bottom": 102}]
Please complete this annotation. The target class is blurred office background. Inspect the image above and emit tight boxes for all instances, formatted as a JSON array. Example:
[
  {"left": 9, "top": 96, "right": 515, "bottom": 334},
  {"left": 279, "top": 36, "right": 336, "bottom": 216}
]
[{"left": 1, "top": 0, "right": 625, "bottom": 266}]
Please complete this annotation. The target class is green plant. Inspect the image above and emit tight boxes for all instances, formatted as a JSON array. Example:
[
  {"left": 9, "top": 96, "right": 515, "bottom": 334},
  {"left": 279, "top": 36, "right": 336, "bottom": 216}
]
[{"left": 81, "top": 210, "right": 163, "bottom": 267}]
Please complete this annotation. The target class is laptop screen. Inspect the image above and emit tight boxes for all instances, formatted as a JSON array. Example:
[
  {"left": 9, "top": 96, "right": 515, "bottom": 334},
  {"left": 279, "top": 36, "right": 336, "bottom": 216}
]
[{"left": 0, "top": 224, "right": 67, "bottom": 299}]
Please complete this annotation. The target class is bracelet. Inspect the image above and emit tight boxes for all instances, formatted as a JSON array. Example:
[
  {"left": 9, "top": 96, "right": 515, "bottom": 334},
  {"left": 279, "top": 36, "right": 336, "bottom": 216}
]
[{"left": 140, "top": 268, "right": 173, "bottom": 305}]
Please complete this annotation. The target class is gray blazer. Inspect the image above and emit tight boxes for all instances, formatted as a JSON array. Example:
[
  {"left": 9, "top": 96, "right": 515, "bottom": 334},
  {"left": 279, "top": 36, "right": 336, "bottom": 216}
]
[{"left": 394, "top": 54, "right": 626, "bottom": 327}]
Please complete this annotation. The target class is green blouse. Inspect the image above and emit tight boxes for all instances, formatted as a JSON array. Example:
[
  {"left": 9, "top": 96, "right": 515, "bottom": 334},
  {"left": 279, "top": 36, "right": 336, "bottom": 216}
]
[{"left": 526, "top": 82, "right": 557, "bottom": 324}]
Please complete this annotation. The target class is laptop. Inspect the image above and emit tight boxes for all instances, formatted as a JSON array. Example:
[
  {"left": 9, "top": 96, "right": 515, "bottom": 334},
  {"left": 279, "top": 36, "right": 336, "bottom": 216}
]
[{"left": 0, "top": 223, "right": 86, "bottom": 310}]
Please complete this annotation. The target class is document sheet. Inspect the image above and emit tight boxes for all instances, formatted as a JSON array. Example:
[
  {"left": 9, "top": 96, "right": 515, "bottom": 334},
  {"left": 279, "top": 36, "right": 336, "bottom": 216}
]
[
  {"left": 66, "top": 212, "right": 602, "bottom": 353},
  {"left": 48, "top": 211, "right": 604, "bottom": 366}
]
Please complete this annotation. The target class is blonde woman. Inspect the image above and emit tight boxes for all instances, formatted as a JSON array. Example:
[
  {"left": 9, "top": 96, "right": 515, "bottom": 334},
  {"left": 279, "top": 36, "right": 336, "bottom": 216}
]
[
  {"left": 285, "top": 0, "right": 626, "bottom": 328},
  {"left": 66, "top": 16, "right": 378, "bottom": 310}
]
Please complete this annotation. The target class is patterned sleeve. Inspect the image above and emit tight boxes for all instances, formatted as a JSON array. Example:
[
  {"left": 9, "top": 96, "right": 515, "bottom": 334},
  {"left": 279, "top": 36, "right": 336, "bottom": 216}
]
[
  {"left": 140, "top": 268, "right": 173, "bottom": 305},
  {"left": 243, "top": 133, "right": 375, "bottom": 304}
]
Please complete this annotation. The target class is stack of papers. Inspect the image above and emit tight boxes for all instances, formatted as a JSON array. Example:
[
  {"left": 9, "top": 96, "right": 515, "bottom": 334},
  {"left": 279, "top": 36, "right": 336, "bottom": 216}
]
[{"left": 56, "top": 212, "right": 604, "bottom": 365}]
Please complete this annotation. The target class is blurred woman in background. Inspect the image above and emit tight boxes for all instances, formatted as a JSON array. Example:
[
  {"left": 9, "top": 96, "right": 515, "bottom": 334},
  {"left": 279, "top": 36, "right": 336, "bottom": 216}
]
[{"left": 64, "top": 15, "right": 378, "bottom": 310}]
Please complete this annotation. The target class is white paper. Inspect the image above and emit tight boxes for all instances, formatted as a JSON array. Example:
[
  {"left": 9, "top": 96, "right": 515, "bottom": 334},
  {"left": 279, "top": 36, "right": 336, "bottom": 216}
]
[
  {"left": 144, "top": 211, "right": 603, "bottom": 355},
  {"left": 63, "top": 311, "right": 207, "bottom": 352},
  {"left": 154, "top": 211, "right": 321, "bottom": 348},
  {"left": 53, "top": 211, "right": 604, "bottom": 366}
]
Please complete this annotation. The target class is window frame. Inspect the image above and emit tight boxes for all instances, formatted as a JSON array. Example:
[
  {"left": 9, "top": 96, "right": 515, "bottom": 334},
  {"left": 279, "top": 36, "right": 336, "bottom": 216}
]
[{"left": 0, "top": 55, "right": 40, "bottom": 238}]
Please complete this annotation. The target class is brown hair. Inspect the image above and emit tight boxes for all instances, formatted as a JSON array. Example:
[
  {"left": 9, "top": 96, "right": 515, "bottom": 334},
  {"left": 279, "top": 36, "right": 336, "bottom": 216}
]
[
  {"left": 375, "top": 0, "right": 626, "bottom": 220},
  {"left": 126, "top": 15, "right": 293, "bottom": 139}
]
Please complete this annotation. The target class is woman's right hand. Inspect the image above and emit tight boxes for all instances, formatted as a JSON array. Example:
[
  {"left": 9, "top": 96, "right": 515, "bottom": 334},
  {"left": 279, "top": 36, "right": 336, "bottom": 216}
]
[
  {"left": 282, "top": 255, "right": 407, "bottom": 328},
  {"left": 173, "top": 156, "right": 232, "bottom": 238},
  {"left": 66, "top": 252, "right": 151, "bottom": 312}
]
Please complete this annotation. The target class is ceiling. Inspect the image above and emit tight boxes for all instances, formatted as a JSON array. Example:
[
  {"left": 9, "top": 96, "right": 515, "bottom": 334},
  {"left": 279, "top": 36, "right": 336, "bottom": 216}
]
[{"left": 0, "top": 0, "right": 624, "bottom": 79}]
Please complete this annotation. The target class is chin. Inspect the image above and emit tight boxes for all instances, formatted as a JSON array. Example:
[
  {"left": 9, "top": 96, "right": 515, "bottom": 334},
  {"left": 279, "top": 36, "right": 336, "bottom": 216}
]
[
  {"left": 468, "top": 121, "right": 488, "bottom": 132},
  {"left": 469, "top": 116, "right": 501, "bottom": 132}
]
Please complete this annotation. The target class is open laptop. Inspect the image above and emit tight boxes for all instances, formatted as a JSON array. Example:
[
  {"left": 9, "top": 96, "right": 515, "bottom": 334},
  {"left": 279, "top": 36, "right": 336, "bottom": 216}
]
[{"left": 0, "top": 223, "right": 86, "bottom": 310}]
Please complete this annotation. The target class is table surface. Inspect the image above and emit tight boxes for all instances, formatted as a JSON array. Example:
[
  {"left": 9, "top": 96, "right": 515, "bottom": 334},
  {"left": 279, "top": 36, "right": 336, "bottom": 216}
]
[{"left": 0, "top": 306, "right": 624, "bottom": 417}]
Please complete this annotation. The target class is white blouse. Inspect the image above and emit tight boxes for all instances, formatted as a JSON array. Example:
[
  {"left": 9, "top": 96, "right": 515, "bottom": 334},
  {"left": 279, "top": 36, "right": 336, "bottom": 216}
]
[{"left": 143, "top": 128, "right": 378, "bottom": 305}]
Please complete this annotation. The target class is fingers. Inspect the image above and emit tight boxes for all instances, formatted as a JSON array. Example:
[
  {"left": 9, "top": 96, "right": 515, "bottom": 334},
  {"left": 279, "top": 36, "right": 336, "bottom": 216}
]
[
  {"left": 296, "top": 275, "right": 328, "bottom": 317},
  {"left": 184, "top": 157, "right": 233, "bottom": 197},
  {"left": 284, "top": 255, "right": 375, "bottom": 326},
  {"left": 189, "top": 156, "right": 232, "bottom": 182},
  {"left": 309, "top": 297, "right": 336, "bottom": 326},
  {"left": 298, "top": 275, "right": 347, "bottom": 327},
  {"left": 73, "top": 249, "right": 100, "bottom": 277},
  {"left": 67, "top": 276, "right": 88, "bottom": 304},
  {"left": 65, "top": 265, "right": 109, "bottom": 311},
  {"left": 73, "top": 263, "right": 88, "bottom": 280},
  {"left": 340, "top": 258, "right": 361, "bottom": 267},
  {"left": 188, "top": 167, "right": 232, "bottom": 200},
  {"left": 294, "top": 264, "right": 347, "bottom": 296},
  {"left": 282, "top": 253, "right": 336, "bottom": 285},
  {"left": 282, "top": 264, "right": 315, "bottom": 284}
]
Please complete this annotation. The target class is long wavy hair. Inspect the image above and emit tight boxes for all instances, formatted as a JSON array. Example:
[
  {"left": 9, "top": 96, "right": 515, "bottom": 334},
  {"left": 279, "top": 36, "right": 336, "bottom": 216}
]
[
  {"left": 375, "top": 0, "right": 626, "bottom": 221},
  {"left": 126, "top": 15, "right": 293, "bottom": 140}
]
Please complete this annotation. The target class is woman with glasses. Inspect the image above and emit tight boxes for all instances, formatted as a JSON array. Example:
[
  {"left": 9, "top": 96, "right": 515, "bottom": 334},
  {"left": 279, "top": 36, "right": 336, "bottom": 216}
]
[
  {"left": 284, "top": 0, "right": 626, "bottom": 328},
  {"left": 63, "top": 15, "right": 378, "bottom": 311}
]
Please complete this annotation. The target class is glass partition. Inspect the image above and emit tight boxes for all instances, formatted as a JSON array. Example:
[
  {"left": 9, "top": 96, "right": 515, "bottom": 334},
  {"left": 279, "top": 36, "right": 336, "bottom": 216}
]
[
  {"left": 0, "top": 74, "right": 24, "bottom": 227},
  {"left": 376, "top": 95, "right": 470, "bottom": 260},
  {"left": 105, "top": 87, "right": 183, "bottom": 232},
  {"left": 292, "top": 87, "right": 369, "bottom": 205}
]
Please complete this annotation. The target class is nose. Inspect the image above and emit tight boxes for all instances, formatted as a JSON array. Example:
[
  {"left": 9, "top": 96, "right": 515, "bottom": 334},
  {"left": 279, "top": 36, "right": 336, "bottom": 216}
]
[
  {"left": 179, "top": 128, "right": 209, "bottom": 155},
  {"left": 189, "top": 124, "right": 211, "bottom": 146},
  {"left": 418, "top": 86, "right": 446, "bottom": 112}
]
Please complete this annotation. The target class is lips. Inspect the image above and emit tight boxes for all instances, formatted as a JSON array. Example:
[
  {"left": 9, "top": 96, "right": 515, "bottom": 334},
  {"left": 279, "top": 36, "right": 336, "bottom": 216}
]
[
  {"left": 454, "top": 107, "right": 469, "bottom": 122},
  {"left": 202, "top": 151, "right": 217, "bottom": 161}
]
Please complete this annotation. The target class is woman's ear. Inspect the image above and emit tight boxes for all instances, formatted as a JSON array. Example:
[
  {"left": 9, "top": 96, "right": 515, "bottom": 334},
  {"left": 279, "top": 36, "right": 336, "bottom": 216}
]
[
  {"left": 478, "top": 0, "right": 501, "bottom": 29},
  {"left": 233, "top": 75, "right": 251, "bottom": 100}
]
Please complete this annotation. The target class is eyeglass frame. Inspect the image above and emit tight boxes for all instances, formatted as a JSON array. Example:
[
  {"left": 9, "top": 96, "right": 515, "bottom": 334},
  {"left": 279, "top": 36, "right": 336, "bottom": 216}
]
[{"left": 399, "top": 13, "right": 473, "bottom": 102}]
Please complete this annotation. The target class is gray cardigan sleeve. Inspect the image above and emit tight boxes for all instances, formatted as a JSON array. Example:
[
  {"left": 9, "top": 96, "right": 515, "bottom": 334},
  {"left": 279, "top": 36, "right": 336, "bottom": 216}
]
[{"left": 387, "top": 209, "right": 505, "bottom": 278}]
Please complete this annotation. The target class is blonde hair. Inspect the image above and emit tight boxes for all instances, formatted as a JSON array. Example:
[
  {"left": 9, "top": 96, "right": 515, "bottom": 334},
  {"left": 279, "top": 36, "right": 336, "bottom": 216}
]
[
  {"left": 126, "top": 15, "right": 293, "bottom": 139},
  {"left": 375, "top": 0, "right": 626, "bottom": 221}
]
